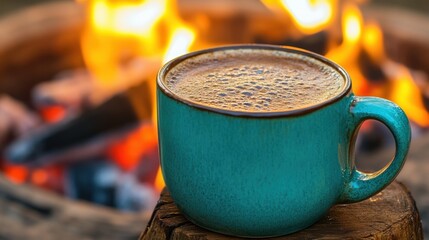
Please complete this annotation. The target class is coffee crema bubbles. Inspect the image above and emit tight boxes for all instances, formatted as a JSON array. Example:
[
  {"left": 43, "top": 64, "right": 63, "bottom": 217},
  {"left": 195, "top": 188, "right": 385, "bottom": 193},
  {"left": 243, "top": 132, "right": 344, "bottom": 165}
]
[{"left": 164, "top": 48, "right": 346, "bottom": 112}]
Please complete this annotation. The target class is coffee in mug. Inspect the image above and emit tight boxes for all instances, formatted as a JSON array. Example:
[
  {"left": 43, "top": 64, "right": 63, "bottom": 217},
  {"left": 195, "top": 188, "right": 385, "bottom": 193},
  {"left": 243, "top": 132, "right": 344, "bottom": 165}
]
[{"left": 164, "top": 48, "right": 344, "bottom": 112}]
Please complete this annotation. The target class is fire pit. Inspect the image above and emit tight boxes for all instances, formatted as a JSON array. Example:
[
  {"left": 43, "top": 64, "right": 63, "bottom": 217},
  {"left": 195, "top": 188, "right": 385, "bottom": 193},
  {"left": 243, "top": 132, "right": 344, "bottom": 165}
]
[
  {"left": 0, "top": 0, "right": 429, "bottom": 238},
  {"left": 0, "top": 3, "right": 155, "bottom": 239}
]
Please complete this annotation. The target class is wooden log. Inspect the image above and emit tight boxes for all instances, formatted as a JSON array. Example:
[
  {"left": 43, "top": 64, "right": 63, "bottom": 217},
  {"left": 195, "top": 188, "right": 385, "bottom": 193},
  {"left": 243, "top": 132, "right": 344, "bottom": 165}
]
[
  {"left": 358, "top": 132, "right": 429, "bottom": 237},
  {"left": 363, "top": 5, "right": 429, "bottom": 76},
  {"left": 0, "top": 175, "right": 151, "bottom": 240},
  {"left": 0, "top": 1, "right": 85, "bottom": 105},
  {"left": 141, "top": 181, "right": 423, "bottom": 239}
]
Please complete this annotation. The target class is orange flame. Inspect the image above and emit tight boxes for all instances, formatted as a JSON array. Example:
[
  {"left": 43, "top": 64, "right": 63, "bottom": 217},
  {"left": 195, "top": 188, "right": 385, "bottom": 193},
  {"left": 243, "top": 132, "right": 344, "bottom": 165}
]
[
  {"left": 354, "top": 15, "right": 429, "bottom": 126},
  {"left": 91, "top": 0, "right": 166, "bottom": 37},
  {"left": 385, "top": 62, "right": 429, "bottom": 127},
  {"left": 325, "top": 4, "right": 369, "bottom": 94},
  {"left": 264, "top": 0, "right": 429, "bottom": 127},
  {"left": 81, "top": 0, "right": 196, "bottom": 87},
  {"left": 327, "top": 5, "right": 428, "bottom": 126},
  {"left": 154, "top": 167, "right": 165, "bottom": 192},
  {"left": 81, "top": 0, "right": 165, "bottom": 88},
  {"left": 261, "top": 0, "right": 336, "bottom": 34},
  {"left": 326, "top": 4, "right": 363, "bottom": 61},
  {"left": 362, "top": 22, "right": 385, "bottom": 63},
  {"left": 78, "top": 0, "right": 198, "bottom": 192},
  {"left": 163, "top": 27, "right": 196, "bottom": 64}
]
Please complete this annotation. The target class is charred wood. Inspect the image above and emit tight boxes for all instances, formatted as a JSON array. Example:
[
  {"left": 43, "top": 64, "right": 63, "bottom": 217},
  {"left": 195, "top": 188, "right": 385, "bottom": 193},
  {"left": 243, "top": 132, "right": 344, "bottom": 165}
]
[{"left": 5, "top": 83, "right": 152, "bottom": 165}]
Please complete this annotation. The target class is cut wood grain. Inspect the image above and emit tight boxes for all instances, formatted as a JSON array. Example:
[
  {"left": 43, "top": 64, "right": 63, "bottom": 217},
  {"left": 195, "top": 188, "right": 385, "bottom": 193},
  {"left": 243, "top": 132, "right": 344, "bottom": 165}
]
[
  {"left": 359, "top": 132, "right": 429, "bottom": 237},
  {"left": 141, "top": 182, "right": 423, "bottom": 240}
]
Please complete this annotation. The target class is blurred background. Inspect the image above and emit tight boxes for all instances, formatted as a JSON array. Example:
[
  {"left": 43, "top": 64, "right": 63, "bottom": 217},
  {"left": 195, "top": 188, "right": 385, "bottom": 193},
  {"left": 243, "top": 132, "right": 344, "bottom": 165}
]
[
  {"left": 1, "top": 0, "right": 429, "bottom": 16},
  {"left": 0, "top": 0, "right": 428, "bottom": 239}
]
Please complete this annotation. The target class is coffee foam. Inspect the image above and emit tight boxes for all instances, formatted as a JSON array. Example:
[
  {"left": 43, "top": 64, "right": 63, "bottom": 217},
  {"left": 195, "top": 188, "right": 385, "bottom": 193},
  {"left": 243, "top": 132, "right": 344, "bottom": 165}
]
[{"left": 164, "top": 48, "right": 345, "bottom": 112}]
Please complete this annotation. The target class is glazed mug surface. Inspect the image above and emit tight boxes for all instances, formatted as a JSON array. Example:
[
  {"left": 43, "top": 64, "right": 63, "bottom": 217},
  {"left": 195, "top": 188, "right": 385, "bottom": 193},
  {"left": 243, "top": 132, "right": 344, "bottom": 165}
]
[{"left": 156, "top": 45, "right": 410, "bottom": 237}]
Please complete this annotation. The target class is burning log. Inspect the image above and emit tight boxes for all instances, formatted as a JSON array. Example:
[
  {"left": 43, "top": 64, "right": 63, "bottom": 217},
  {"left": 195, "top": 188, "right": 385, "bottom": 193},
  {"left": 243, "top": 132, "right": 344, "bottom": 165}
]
[
  {"left": 32, "top": 68, "right": 96, "bottom": 114},
  {"left": 358, "top": 50, "right": 387, "bottom": 84},
  {"left": 256, "top": 31, "right": 331, "bottom": 55},
  {"left": 363, "top": 6, "right": 429, "bottom": 76},
  {"left": 0, "top": 2, "right": 84, "bottom": 104},
  {"left": 33, "top": 57, "right": 160, "bottom": 111},
  {"left": 178, "top": 0, "right": 298, "bottom": 44},
  {"left": 0, "top": 95, "right": 41, "bottom": 148},
  {"left": 5, "top": 82, "right": 153, "bottom": 166}
]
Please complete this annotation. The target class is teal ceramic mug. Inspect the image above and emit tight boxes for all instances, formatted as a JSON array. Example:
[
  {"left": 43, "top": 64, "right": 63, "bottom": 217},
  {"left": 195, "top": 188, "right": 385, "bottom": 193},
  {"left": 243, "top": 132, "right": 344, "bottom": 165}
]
[{"left": 157, "top": 45, "right": 411, "bottom": 237}]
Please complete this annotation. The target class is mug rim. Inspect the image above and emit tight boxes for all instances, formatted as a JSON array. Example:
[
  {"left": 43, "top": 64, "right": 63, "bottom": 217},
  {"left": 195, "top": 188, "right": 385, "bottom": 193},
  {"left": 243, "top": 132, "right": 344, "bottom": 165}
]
[{"left": 157, "top": 44, "right": 352, "bottom": 117}]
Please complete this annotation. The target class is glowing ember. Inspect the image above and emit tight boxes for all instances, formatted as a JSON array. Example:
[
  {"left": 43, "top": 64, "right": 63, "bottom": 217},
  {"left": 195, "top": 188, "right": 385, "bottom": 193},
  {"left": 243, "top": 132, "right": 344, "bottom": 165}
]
[
  {"left": 40, "top": 105, "right": 67, "bottom": 123},
  {"left": 4, "top": 164, "right": 28, "bottom": 184},
  {"left": 107, "top": 124, "right": 158, "bottom": 172},
  {"left": 31, "top": 169, "right": 49, "bottom": 186}
]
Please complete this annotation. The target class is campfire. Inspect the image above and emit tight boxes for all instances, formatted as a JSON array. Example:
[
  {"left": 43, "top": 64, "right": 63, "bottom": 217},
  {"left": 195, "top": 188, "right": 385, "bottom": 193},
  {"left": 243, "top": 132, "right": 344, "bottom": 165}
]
[{"left": 0, "top": 0, "right": 428, "bottom": 221}]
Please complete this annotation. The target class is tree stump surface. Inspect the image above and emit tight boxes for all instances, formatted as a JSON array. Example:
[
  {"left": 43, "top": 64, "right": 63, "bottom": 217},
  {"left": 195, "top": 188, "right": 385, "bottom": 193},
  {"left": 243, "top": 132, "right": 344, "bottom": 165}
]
[{"left": 140, "top": 181, "right": 423, "bottom": 240}]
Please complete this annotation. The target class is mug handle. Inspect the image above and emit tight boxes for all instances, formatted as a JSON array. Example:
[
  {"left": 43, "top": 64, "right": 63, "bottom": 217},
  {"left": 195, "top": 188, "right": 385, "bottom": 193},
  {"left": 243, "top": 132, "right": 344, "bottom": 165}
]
[{"left": 340, "top": 96, "right": 411, "bottom": 203}]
